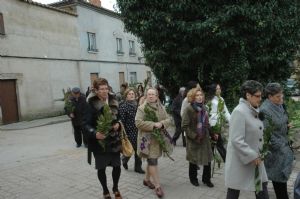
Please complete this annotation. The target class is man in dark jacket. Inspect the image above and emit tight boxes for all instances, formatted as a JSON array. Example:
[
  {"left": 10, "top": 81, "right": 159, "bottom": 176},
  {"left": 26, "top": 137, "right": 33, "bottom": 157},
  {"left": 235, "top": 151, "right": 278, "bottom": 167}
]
[
  {"left": 172, "top": 87, "right": 186, "bottom": 146},
  {"left": 65, "top": 87, "right": 88, "bottom": 147}
]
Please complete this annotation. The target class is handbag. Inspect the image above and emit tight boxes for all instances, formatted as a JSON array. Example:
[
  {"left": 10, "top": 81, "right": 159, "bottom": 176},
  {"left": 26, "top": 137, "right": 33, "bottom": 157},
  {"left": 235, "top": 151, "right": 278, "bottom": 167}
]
[{"left": 120, "top": 129, "right": 134, "bottom": 157}]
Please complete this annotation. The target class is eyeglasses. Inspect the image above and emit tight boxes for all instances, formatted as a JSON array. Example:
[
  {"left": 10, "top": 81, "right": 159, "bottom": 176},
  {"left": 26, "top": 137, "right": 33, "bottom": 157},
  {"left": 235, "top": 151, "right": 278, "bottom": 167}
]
[{"left": 251, "top": 94, "right": 262, "bottom": 98}]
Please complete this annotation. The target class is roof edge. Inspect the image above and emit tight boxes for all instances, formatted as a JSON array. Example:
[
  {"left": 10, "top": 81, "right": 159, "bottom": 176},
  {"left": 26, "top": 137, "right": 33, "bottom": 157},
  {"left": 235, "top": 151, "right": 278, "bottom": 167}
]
[
  {"left": 51, "top": 0, "right": 121, "bottom": 20},
  {"left": 20, "top": 0, "right": 78, "bottom": 16}
]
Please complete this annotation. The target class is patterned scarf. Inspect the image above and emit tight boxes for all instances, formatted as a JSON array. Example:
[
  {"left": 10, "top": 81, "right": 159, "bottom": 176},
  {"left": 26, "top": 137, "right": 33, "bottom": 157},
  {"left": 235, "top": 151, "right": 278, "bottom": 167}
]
[{"left": 191, "top": 102, "right": 209, "bottom": 139}]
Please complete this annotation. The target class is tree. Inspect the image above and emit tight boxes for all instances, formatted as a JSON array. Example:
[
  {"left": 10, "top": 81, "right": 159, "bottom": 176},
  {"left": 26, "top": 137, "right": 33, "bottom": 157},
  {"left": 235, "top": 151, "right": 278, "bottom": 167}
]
[{"left": 116, "top": 0, "right": 300, "bottom": 108}]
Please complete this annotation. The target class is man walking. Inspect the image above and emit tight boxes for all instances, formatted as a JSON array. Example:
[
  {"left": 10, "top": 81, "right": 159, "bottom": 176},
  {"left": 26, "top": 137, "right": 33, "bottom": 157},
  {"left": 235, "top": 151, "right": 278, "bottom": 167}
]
[{"left": 65, "top": 87, "right": 88, "bottom": 147}]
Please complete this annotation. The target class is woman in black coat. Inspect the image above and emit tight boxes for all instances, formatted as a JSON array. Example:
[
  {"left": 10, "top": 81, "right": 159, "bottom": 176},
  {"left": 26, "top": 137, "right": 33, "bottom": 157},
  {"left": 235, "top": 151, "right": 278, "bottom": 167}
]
[
  {"left": 83, "top": 78, "right": 123, "bottom": 199},
  {"left": 119, "top": 88, "right": 145, "bottom": 174}
]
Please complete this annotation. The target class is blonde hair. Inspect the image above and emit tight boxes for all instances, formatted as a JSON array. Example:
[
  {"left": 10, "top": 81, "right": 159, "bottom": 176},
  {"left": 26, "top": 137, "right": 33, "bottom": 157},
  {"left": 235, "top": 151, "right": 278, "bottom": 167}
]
[
  {"left": 187, "top": 88, "right": 203, "bottom": 103},
  {"left": 123, "top": 88, "right": 136, "bottom": 99}
]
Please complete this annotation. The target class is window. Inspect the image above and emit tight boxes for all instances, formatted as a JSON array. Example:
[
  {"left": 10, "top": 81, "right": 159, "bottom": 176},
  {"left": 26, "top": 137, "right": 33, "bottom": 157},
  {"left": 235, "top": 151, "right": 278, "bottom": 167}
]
[
  {"left": 0, "top": 13, "right": 5, "bottom": 35},
  {"left": 129, "top": 40, "right": 135, "bottom": 55},
  {"left": 129, "top": 72, "right": 137, "bottom": 84},
  {"left": 90, "top": 73, "right": 99, "bottom": 85},
  {"left": 87, "top": 32, "right": 98, "bottom": 52},
  {"left": 116, "top": 38, "right": 123, "bottom": 54}
]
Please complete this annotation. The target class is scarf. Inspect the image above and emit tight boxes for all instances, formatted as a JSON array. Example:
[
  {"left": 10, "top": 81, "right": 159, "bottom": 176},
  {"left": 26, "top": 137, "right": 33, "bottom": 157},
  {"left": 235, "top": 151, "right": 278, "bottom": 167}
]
[
  {"left": 191, "top": 102, "right": 209, "bottom": 138},
  {"left": 127, "top": 99, "right": 138, "bottom": 107}
]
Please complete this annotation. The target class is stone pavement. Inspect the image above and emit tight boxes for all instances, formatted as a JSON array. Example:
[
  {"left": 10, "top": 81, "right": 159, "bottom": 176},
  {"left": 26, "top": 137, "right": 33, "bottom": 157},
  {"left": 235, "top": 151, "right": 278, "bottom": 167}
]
[{"left": 0, "top": 116, "right": 299, "bottom": 199}]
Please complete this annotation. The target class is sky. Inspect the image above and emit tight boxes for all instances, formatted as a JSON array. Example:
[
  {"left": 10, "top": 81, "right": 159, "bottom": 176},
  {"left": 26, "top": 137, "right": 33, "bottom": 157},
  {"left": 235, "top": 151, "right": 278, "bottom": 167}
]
[{"left": 33, "top": 0, "right": 116, "bottom": 11}]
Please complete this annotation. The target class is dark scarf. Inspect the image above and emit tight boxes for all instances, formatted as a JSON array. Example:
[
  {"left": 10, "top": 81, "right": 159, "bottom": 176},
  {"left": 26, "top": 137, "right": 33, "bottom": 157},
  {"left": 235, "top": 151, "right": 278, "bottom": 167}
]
[
  {"left": 126, "top": 99, "right": 137, "bottom": 107},
  {"left": 191, "top": 102, "right": 209, "bottom": 138}
]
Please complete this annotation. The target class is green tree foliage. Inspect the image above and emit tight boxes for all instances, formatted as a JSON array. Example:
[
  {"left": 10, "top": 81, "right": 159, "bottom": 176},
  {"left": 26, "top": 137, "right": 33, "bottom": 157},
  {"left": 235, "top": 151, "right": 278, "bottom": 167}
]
[{"left": 117, "top": 0, "right": 300, "bottom": 108}]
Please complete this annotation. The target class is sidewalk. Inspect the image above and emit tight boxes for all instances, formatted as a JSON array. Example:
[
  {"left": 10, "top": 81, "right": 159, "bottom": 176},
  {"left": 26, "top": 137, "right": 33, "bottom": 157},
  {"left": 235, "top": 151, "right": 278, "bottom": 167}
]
[{"left": 0, "top": 115, "right": 70, "bottom": 131}]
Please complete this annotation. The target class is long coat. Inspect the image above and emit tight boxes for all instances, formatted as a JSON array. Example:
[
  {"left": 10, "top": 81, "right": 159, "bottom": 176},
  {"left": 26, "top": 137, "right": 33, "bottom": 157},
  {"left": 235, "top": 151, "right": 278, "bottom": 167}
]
[
  {"left": 260, "top": 99, "right": 294, "bottom": 182},
  {"left": 181, "top": 104, "right": 213, "bottom": 165},
  {"left": 135, "top": 102, "right": 171, "bottom": 159},
  {"left": 119, "top": 101, "right": 138, "bottom": 150},
  {"left": 225, "top": 98, "right": 268, "bottom": 191}
]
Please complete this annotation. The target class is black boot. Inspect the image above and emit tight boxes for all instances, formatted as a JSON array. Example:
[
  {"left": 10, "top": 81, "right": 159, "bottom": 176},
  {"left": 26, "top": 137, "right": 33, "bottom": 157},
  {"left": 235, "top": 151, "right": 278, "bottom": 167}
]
[
  {"left": 189, "top": 162, "right": 199, "bottom": 186},
  {"left": 202, "top": 162, "right": 214, "bottom": 188},
  {"left": 122, "top": 156, "right": 129, "bottom": 170},
  {"left": 134, "top": 154, "right": 145, "bottom": 174}
]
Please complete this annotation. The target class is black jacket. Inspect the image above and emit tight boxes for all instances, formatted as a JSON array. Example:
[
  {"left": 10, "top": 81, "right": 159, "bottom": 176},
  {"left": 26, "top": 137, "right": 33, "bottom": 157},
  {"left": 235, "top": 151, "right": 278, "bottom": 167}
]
[
  {"left": 64, "top": 93, "right": 86, "bottom": 126},
  {"left": 83, "top": 93, "right": 120, "bottom": 164}
]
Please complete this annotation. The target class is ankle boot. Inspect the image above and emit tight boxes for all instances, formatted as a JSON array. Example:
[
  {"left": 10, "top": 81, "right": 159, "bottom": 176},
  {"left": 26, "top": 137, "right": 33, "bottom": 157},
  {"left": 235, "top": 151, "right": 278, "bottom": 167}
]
[{"left": 134, "top": 154, "right": 145, "bottom": 174}]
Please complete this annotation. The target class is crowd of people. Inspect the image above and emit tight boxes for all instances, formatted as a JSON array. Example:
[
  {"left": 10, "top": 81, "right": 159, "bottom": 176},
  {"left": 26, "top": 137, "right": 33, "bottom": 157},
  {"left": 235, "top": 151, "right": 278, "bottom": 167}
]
[{"left": 64, "top": 78, "right": 295, "bottom": 199}]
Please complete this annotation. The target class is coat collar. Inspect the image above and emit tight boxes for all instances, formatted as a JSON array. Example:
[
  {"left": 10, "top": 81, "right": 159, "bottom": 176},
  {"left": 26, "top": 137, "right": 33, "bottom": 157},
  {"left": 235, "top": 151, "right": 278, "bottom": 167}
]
[{"left": 239, "top": 98, "right": 260, "bottom": 117}]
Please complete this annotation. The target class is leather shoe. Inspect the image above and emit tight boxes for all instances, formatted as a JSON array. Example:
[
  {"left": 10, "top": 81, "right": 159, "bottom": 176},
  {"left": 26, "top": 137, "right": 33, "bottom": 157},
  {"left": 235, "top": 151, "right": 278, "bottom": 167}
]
[
  {"left": 155, "top": 187, "right": 164, "bottom": 198},
  {"left": 143, "top": 180, "right": 155, "bottom": 189},
  {"left": 134, "top": 167, "right": 145, "bottom": 174},
  {"left": 103, "top": 193, "right": 112, "bottom": 199},
  {"left": 203, "top": 181, "right": 214, "bottom": 187},
  {"left": 113, "top": 191, "right": 122, "bottom": 199},
  {"left": 190, "top": 180, "right": 199, "bottom": 187},
  {"left": 122, "top": 163, "right": 128, "bottom": 170}
]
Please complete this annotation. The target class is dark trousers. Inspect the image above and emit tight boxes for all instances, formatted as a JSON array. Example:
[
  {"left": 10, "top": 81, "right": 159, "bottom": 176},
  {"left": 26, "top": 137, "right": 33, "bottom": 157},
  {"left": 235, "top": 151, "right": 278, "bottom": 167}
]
[
  {"left": 97, "top": 166, "right": 121, "bottom": 194},
  {"left": 172, "top": 116, "right": 186, "bottom": 146},
  {"left": 189, "top": 162, "right": 211, "bottom": 183},
  {"left": 226, "top": 182, "right": 269, "bottom": 199},
  {"left": 122, "top": 154, "right": 143, "bottom": 170},
  {"left": 212, "top": 134, "right": 226, "bottom": 162},
  {"left": 272, "top": 181, "right": 289, "bottom": 199},
  {"left": 73, "top": 125, "right": 88, "bottom": 146}
]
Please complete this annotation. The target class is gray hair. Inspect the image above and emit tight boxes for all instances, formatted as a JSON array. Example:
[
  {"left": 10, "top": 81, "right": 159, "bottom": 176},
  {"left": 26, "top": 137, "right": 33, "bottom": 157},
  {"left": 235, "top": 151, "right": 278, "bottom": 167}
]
[
  {"left": 240, "top": 80, "right": 263, "bottom": 99},
  {"left": 264, "top": 83, "right": 282, "bottom": 97},
  {"left": 179, "top": 87, "right": 185, "bottom": 93}
]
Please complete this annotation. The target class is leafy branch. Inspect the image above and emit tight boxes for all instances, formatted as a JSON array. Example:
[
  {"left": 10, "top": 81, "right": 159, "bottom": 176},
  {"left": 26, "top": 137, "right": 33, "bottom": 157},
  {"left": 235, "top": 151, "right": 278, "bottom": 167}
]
[
  {"left": 96, "top": 104, "right": 113, "bottom": 150},
  {"left": 64, "top": 90, "right": 75, "bottom": 113},
  {"left": 285, "top": 98, "right": 300, "bottom": 144},
  {"left": 144, "top": 104, "right": 174, "bottom": 161}
]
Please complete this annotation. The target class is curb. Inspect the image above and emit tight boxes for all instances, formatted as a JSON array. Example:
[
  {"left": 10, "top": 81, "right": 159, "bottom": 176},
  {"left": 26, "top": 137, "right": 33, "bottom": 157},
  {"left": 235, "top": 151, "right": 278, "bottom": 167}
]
[{"left": 0, "top": 116, "right": 70, "bottom": 131}]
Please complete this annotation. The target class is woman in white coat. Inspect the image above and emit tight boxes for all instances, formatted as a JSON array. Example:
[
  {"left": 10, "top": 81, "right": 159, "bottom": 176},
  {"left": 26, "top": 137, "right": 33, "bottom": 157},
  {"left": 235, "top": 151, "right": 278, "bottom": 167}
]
[{"left": 225, "top": 80, "right": 269, "bottom": 199}]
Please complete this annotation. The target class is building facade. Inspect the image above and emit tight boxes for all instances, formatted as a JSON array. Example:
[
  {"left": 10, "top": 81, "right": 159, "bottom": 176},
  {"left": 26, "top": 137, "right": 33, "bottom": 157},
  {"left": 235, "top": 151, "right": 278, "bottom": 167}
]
[{"left": 0, "top": 0, "right": 153, "bottom": 124}]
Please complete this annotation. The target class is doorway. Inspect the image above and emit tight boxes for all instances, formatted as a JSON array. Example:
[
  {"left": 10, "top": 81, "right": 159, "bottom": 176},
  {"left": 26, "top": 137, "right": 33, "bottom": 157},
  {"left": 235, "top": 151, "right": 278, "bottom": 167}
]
[{"left": 0, "top": 80, "right": 19, "bottom": 124}]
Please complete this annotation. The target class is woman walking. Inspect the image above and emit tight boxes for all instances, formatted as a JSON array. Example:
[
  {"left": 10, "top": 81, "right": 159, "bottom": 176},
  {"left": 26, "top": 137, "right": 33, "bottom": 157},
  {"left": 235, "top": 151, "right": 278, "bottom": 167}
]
[
  {"left": 83, "top": 78, "right": 123, "bottom": 199},
  {"left": 206, "top": 83, "right": 231, "bottom": 162},
  {"left": 135, "top": 88, "right": 171, "bottom": 198},
  {"left": 119, "top": 88, "right": 145, "bottom": 174},
  {"left": 260, "top": 83, "right": 294, "bottom": 199},
  {"left": 181, "top": 88, "right": 215, "bottom": 187},
  {"left": 225, "top": 80, "right": 269, "bottom": 199}
]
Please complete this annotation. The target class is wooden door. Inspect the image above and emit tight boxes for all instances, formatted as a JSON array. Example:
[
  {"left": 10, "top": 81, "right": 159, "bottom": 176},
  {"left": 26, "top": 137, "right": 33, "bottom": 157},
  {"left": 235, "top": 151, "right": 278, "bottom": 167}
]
[
  {"left": 0, "top": 80, "right": 19, "bottom": 124},
  {"left": 119, "top": 72, "right": 125, "bottom": 86},
  {"left": 90, "top": 73, "right": 99, "bottom": 86}
]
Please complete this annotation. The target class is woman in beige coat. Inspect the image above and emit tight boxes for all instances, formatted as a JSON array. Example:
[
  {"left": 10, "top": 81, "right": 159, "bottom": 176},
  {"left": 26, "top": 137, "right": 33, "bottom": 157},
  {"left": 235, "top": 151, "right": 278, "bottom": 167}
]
[
  {"left": 225, "top": 80, "right": 269, "bottom": 199},
  {"left": 135, "top": 88, "right": 171, "bottom": 198},
  {"left": 181, "top": 88, "right": 215, "bottom": 187}
]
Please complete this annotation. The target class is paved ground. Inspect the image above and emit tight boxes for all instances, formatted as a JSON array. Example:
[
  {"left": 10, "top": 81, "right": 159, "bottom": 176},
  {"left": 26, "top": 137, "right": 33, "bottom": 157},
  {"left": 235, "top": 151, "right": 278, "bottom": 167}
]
[{"left": 0, "top": 117, "right": 299, "bottom": 199}]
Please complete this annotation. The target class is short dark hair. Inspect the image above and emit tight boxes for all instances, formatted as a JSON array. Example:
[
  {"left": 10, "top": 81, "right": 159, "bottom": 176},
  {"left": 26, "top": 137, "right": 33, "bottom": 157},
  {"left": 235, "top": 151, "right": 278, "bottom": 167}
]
[
  {"left": 240, "top": 80, "right": 263, "bottom": 99},
  {"left": 264, "top": 83, "right": 282, "bottom": 98},
  {"left": 206, "top": 83, "right": 218, "bottom": 101},
  {"left": 93, "top": 78, "right": 108, "bottom": 90},
  {"left": 183, "top": 80, "right": 200, "bottom": 97}
]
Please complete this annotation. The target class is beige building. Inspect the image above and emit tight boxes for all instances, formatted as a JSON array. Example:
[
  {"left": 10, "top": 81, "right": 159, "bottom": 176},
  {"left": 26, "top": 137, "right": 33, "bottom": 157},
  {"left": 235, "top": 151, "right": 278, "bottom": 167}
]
[{"left": 0, "top": 0, "right": 153, "bottom": 124}]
